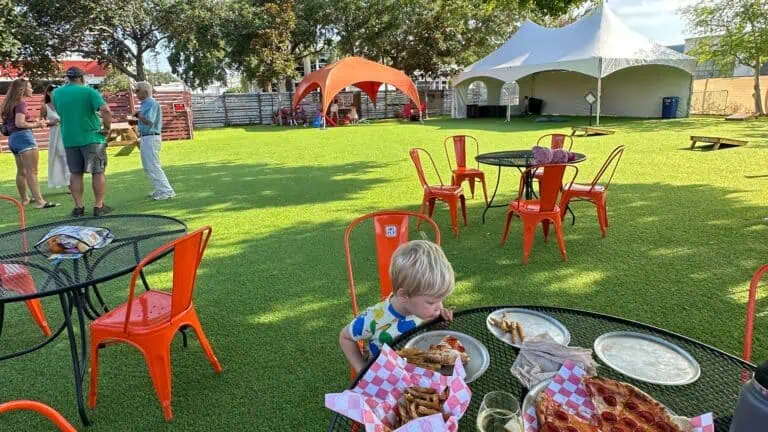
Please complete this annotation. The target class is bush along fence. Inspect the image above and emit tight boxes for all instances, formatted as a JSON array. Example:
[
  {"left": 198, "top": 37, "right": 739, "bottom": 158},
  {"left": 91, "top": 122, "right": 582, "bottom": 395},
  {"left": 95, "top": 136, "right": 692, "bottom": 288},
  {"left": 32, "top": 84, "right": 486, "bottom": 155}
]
[
  {"left": 0, "top": 90, "right": 193, "bottom": 152},
  {"left": 191, "top": 89, "right": 454, "bottom": 129}
]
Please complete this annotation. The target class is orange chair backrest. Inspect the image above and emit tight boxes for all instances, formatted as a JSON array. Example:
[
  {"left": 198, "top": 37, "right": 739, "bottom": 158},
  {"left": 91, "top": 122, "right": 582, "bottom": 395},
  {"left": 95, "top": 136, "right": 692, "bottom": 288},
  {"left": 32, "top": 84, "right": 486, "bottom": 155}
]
[
  {"left": 743, "top": 263, "right": 768, "bottom": 363},
  {"left": 409, "top": 148, "right": 445, "bottom": 192},
  {"left": 443, "top": 135, "right": 480, "bottom": 171},
  {"left": 590, "top": 145, "right": 625, "bottom": 191},
  {"left": 0, "top": 195, "right": 28, "bottom": 255},
  {"left": 344, "top": 211, "right": 441, "bottom": 317},
  {"left": 537, "top": 134, "right": 573, "bottom": 151},
  {"left": 520, "top": 164, "right": 578, "bottom": 212},
  {"left": 0, "top": 400, "right": 77, "bottom": 432},
  {"left": 122, "top": 226, "right": 212, "bottom": 333}
]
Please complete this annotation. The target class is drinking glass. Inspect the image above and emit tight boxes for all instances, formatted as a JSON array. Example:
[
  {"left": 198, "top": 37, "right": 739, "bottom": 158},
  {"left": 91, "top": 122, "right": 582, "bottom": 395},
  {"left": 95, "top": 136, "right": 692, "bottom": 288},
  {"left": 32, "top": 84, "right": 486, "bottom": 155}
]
[{"left": 476, "top": 391, "right": 522, "bottom": 432}]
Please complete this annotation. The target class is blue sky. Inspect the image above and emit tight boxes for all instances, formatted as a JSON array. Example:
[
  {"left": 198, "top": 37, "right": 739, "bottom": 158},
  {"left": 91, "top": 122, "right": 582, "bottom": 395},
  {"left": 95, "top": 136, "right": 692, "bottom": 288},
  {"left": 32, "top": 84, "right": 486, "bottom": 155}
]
[{"left": 148, "top": 0, "right": 695, "bottom": 74}]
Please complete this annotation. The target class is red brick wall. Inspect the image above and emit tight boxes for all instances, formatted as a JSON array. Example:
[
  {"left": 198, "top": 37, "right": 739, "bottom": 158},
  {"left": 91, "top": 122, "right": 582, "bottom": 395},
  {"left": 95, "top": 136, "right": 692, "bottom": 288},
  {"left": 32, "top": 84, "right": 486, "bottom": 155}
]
[{"left": 1, "top": 90, "right": 193, "bottom": 152}]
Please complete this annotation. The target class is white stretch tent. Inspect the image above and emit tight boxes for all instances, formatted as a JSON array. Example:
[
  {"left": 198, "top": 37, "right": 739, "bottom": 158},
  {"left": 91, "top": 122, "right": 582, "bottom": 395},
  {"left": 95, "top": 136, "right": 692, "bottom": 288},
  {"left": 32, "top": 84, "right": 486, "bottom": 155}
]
[{"left": 453, "top": 4, "right": 697, "bottom": 123}]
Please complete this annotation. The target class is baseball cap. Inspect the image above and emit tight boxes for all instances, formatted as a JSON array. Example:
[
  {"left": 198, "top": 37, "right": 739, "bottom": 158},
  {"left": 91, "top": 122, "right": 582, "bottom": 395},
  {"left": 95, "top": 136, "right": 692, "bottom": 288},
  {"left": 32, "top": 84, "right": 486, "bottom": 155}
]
[{"left": 65, "top": 67, "right": 85, "bottom": 78}]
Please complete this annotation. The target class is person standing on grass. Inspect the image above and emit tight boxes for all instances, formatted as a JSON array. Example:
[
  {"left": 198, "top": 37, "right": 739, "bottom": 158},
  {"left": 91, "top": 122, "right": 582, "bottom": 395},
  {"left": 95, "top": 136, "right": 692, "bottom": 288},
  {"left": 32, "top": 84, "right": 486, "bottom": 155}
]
[
  {"left": 1, "top": 78, "right": 58, "bottom": 209},
  {"left": 53, "top": 67, "right": 113, "bottom": 217},
  {"left": 41, "top": 84, "right": 70, "bottom": 190},
  {"left": 133, "top": 81, "right": 175, "bottom": 200}
]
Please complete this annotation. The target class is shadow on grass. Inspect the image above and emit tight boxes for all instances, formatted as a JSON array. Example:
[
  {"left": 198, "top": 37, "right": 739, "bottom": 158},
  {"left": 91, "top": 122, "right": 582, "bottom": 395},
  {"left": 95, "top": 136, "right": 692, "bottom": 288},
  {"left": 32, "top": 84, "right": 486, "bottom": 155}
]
[{"left": 1, "top": 178, "right": 768, "bottom": 431}]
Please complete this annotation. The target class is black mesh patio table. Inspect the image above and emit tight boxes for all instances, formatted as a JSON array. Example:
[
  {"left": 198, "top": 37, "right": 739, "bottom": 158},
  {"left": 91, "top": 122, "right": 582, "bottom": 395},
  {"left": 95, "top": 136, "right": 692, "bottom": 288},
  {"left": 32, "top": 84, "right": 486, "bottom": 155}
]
[
  {"left": 0, "top": 214, "right": 187, "bottom": 426},
  {"left": 328, "top": 306, "right": 755, "bottom": 432},
  {"left": 475, "top": 150, "right": 587, "bottom": 223}
]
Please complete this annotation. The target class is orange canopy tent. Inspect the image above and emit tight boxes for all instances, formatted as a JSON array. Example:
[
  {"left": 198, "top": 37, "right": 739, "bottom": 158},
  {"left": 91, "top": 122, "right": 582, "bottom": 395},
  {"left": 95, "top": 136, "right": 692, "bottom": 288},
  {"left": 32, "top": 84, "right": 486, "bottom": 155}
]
[{"left": 292, "top": 57, "right": 421, "bottom": 120}]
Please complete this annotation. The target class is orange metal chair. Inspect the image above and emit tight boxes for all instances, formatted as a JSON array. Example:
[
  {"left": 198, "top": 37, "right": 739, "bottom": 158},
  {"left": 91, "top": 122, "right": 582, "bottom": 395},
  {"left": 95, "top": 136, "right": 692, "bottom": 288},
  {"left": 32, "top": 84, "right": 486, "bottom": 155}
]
[
  {"left": 409, "top": 148, "right": 467, "bottom": 237},
  {"left": 559, "top": 145, "right": 625, "bottom": 237},
  {"left": 88, "top": 226, "right": 222, "bottom": 422},
  {"left": 501, "top": 164, "right": 578, "bottom": 264},
  {"left": 0, "top": 195, "right": 51, "bottom": 337},
  {"left": 444, "top": 135, "right": 488, "bottom": 204},
  {"left": 533, "top": 134, "right": 574, "bottom": 181},
  {"left": 344, "top": 211, "right": 441, "bottom": 378},
  {"left": 743, "top": 264, "right": 768, "bottom": 363},
  {"left": 0, "top": 400, "right": 77, "bottom": 432}
]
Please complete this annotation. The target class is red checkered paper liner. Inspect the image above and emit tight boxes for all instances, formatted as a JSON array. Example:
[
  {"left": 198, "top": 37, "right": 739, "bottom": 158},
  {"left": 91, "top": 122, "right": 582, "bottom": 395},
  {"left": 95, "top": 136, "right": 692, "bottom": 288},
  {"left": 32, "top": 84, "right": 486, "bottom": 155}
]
[
  {"left": 325, "top": 345, "right": 472, "bottom": 432},
  {"left": 522, "top": 361, "right": 715, "bottom": 432}
]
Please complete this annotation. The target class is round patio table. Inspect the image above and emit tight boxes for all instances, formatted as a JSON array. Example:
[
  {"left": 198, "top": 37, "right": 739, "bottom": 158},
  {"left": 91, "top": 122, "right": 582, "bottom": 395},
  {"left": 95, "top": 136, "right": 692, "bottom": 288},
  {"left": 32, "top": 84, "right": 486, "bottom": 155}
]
[
  {"left": 328, "top": 306, "right": 755, "bottom": 432},
  {"left": 0, "top": 214, "right": 188, "bottom": 426},
  {"left": 476, "top": 150, "right": 587, "bottom": 223}
]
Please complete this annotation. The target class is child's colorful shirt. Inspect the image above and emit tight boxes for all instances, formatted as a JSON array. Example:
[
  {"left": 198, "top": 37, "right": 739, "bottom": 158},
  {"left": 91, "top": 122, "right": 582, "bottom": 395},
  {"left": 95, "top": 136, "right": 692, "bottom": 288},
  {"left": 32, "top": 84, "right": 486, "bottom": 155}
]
[{"left": 348, "top": 297, "right": 422, "bottom": 357}]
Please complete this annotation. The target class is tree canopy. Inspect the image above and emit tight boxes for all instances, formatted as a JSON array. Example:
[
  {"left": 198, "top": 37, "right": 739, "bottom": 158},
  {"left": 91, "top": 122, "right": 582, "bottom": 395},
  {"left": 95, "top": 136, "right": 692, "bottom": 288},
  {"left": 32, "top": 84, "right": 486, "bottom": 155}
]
[{"left": 682, "top": 0, "right": 768, "bottom": 114}]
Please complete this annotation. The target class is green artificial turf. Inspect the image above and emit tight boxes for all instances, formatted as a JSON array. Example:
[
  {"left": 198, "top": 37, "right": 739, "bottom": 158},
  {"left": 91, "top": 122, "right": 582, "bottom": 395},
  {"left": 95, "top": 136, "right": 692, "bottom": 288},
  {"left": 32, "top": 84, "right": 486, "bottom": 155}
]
[{"left": 0, "top": 116, "right": 766, "bottom": 431}]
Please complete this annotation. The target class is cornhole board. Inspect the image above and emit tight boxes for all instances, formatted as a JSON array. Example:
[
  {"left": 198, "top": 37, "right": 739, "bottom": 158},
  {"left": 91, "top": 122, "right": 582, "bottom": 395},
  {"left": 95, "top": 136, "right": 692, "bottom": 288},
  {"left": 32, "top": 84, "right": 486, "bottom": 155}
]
[
  {"left": 725, "top": 113, "right": 757, "bottom": 121},
  {"left": 689, "top": 135, "right": 747, "bottom": 151},
  {"left": 571, "top": 126, "right": 615, "bottom": 137}
]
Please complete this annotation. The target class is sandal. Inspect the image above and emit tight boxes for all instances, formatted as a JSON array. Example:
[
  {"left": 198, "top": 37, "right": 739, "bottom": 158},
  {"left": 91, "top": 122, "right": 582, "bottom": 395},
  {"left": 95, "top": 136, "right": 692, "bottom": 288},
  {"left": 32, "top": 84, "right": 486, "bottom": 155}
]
[{"left": 36, "top": 201, "right": 59, "bottom": 209}]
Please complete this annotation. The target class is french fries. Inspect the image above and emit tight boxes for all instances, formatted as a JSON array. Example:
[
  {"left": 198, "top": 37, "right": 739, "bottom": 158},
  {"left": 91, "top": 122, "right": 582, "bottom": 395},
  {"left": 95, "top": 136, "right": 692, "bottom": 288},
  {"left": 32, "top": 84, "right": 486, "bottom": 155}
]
[
  {"left": 393, "top": 386, "right": 450, "bottom": 428},
  {"left": 489, "top": 313, "right": 526, "bottom": 344}
]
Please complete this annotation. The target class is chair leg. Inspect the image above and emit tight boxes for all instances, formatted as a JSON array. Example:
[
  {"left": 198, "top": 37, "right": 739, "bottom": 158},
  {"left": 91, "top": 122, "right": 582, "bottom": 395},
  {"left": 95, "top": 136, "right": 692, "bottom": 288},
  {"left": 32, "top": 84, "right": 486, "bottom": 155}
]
[
  {"left": 522, "top": 222, "right": 537, "bottom": 265},
  {"left": 24, "top": 299, "right": 51, "bottom": 337},
  {"left": 559, "top": 195, "right": 572, "bottom": 222},
  {"left": 427, "top": 198, "right": 436, "bottom": 219},
  {"left": 145, "top": 346, "right": 174, "bottom": 421},
  {"left": 596, "top": 197, "right": 608, "bottom": 238},
  {"left": 501, "top": 211, "right": 515, "bottom": 246},
  {"left": 417, "top": 196, "right": 428, "bottom": 228},
  {"left": 447, "top": 200, "right": 459, "bottom": 237},
  {"left": 553, "top": 217, "right": 567, "bottom": 261},
  {"left": 459, "top": 195, "right": 467, "bottom": 226},
  {"left": 468, "top": 178, "right": 476, "bottom": 199},
  {"left": 480, "top": 175, "right": 489, "bottom": 206},
  {"left": 542, "top": 219, "right": 551, "bottom": 243},
  {"left": 190, "top": 317, "right": 223, "bottom": 373},
  {"left": 88, "top": 338, "right": 101, "bottom": 409}
]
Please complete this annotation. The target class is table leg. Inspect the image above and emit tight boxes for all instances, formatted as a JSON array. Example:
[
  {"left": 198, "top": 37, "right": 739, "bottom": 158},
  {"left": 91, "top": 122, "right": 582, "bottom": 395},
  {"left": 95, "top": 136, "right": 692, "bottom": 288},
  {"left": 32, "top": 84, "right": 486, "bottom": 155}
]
[
  {"left": 524, "top": 171, "right": 535, "bottom": 200},
  {"left": 59, "top": 291, "right": 91, "bottom": 426},
  {"left": 0, "top": 303, "right": 4, "bottom": 339},
  {"left": 482, "top": 166, "right": 502, "bottom": 224}
]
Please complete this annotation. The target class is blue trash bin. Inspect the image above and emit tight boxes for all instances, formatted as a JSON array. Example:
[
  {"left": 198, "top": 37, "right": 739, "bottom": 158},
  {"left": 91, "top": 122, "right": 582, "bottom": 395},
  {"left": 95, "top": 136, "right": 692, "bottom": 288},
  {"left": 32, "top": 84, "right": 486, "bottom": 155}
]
[{"left": 662, "top": 96, "right": 680, "bottom": 119}]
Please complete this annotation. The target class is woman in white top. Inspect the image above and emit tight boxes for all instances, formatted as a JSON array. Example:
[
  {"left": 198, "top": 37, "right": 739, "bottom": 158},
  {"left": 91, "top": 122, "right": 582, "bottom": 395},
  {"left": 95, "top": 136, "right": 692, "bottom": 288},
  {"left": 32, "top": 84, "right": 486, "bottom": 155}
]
[
  {"left": 330, "top": 98, "right": 340, "bottom": 124},
  {"left": 41, "top": 85, "right": 70, "bottom": 190}
]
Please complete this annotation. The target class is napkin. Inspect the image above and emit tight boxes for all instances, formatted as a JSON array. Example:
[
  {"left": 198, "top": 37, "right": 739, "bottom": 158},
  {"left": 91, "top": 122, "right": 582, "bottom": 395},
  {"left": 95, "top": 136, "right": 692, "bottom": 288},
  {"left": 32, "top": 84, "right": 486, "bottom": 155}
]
[{"left": 510, "top": 333, "right": 597, "bottom": 388}]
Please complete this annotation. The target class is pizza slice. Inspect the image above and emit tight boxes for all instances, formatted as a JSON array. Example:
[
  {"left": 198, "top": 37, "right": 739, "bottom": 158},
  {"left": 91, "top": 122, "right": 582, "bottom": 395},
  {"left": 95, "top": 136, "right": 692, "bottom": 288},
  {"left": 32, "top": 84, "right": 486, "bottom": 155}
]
[
  {"left": 583, "top": 376, "right": 690, "bottom": 432},
  {"left": 535, "top": 392, "right": 600, "bottom": 432},
  {"left": 425, "top": 335, "right": 471, "bottom": 365}
]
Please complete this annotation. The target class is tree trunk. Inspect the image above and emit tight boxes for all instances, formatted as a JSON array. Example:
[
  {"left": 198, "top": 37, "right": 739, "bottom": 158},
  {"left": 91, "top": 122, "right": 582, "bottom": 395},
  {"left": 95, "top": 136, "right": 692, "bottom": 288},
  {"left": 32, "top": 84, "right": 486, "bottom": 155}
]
[
  {"left": 135, "top": 43, "right": 146, "bottom": 81},
  {"left": 754, "top": 60, "right": 764, "bottom": 115}
]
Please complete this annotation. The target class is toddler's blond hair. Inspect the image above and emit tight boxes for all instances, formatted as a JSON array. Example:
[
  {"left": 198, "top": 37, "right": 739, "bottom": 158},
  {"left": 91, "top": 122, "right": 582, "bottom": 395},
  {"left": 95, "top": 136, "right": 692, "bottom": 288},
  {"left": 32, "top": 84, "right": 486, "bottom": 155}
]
[{"left": 390, "top": 240, "right": 455, "bottom": 298}]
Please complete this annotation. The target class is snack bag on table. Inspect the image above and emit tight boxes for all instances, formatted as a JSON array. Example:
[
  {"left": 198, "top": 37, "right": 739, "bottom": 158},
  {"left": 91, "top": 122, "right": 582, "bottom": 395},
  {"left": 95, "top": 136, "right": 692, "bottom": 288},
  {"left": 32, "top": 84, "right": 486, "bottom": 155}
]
[
  {"left": 35, "top": 226, "right": 114, "bottom": 260},
  {"left": 325, "top": 345, "right": 472, "bottom": 432}
]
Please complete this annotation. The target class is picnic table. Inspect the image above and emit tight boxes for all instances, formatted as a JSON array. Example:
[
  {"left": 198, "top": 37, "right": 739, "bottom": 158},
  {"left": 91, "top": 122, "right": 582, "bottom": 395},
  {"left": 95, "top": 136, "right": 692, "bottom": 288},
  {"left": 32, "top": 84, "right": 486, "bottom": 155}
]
[
  {"left": 107, "top": 122, "right": 139, "bottom": 147},
  {"left": 0, "top": 215, "right": 187, "bottom": 425},
  {"left": 328, "top": 306, "right": 755, "bottom": 432},
  {"left": 475, "top": 150, "right": 586, "bottom": 224}
]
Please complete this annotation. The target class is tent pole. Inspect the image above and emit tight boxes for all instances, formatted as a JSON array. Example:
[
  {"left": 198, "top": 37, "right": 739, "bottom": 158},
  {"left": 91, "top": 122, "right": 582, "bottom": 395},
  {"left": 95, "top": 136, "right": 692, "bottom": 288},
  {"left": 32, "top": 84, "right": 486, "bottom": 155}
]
[{"left": 596, "top": 57, "right": 602, "bottom": 126}]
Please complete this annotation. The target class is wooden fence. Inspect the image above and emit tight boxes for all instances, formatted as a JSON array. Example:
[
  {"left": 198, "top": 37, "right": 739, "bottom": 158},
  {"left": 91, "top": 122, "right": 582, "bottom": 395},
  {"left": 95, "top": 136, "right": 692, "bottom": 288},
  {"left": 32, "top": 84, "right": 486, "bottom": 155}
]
[
  {"left": 192, "top": 89, "right": 453, "bottom": 128},
  {"left": 1, "top": 89, "right": 193, "bottom": 152},
  {"left": 692, "top": 76, "right": 768, "bottom": 115}
]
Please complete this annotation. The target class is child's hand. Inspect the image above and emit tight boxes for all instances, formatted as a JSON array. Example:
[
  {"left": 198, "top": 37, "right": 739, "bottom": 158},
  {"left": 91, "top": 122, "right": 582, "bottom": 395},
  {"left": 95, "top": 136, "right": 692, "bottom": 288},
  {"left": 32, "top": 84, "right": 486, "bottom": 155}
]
[{"left": 440, "top": 307, "right": 454, "bottom": 321}]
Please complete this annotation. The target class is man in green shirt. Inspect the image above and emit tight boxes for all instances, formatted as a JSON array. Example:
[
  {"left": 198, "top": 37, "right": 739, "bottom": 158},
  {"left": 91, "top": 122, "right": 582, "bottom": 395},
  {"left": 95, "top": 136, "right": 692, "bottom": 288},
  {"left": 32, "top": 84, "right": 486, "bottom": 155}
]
[{"left": 53, "top": 67, "right": 113, "bottom": 217}]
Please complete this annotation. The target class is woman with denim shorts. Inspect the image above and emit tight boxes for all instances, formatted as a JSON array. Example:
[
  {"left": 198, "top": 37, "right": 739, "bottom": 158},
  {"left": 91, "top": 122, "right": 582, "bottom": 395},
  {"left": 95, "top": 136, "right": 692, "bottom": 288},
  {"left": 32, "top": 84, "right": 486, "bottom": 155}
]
[{"left": 1, "top": 78, "right": 58, "bottom": 209}]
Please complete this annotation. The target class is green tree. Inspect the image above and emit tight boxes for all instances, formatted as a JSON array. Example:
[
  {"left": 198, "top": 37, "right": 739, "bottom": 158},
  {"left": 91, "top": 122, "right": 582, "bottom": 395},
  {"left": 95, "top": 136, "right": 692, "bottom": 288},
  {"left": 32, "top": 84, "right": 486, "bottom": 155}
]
[
  {"left": 682, "top": 0, "right": 768, "bottom": 115},
  {"left": 332, "top": 0, "right": 589, "bottom": 78},
  {"left": 167, "top": 1, "right": 297, "bottom": 90},
  {"left": 146, "top": 70, "right": 180, "bottom": 86},
  {"left": 7, "top": 0, "right": 195, "bottom": 81},
  {"left": 99, "top": 68, "right": 133, "bottom": 93}
]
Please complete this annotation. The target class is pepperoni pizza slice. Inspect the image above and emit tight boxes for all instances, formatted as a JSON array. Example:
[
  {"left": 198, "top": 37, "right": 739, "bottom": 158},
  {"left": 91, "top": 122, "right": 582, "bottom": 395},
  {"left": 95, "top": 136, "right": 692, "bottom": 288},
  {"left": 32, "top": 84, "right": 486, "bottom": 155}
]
[
  {"left": 583, "top": 376, "right": 691, "bottom": 432},
  {"left": 535, "top": 392, "right": 600, "bottom": 432}
]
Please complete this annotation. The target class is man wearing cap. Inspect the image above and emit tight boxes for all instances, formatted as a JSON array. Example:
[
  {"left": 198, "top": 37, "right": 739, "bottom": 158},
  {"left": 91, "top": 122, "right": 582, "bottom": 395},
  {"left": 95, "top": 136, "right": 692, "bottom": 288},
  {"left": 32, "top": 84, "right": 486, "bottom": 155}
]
[{"left": 53, "top": 66, "right": 113, "bottom": 217}]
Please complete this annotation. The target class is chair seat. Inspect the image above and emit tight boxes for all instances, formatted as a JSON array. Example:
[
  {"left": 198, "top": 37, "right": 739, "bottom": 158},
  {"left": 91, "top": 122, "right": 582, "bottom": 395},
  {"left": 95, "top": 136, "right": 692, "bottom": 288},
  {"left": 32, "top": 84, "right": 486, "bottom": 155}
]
[
  {"left": 509, "top": 199, "right": 561, "bottom": 215},
  {"left": 426, "top": 185, "right": 464, "bottom": 196},
  {"left": 565, "top": 183, "right": 605, "bottom": 194},
  {"left": 453, "top": 167, "right": 483, "bottom": 175},
  {"left": 92, "top": 291, "right": 172, "bottom": 333}
]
